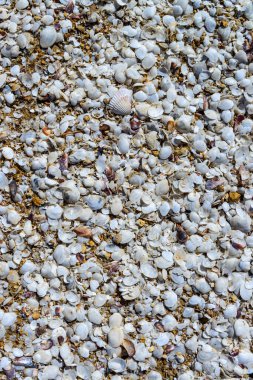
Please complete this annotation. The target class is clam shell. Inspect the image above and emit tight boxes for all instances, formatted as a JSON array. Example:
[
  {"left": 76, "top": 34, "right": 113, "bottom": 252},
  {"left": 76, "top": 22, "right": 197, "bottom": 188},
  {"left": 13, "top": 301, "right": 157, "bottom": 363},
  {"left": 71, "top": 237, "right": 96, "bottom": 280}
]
[{"left": 109, "top": 88, "right": 132, "bottom": 115}]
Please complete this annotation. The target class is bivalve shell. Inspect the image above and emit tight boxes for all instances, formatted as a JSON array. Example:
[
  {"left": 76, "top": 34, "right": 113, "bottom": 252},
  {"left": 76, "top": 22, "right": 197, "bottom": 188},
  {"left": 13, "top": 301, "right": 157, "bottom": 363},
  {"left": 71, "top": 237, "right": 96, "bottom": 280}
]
[{"left": 109, "top": 88, "right": 132, "bottom": 115}]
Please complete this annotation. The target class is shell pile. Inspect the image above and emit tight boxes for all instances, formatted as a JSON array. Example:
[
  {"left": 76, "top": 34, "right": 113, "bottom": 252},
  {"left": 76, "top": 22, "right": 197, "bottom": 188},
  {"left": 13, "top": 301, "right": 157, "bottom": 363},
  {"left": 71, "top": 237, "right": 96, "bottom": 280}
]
[{"left": 0, "top": 0, "right": 253, "bottom": 379}]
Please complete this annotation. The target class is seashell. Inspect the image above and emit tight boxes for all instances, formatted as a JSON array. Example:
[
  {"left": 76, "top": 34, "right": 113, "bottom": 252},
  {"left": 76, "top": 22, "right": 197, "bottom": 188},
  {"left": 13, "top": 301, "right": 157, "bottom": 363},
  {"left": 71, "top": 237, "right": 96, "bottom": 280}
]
[
  {"left": 105, "top": 166, "right": 115, "bottom": 181},
  {"left": 141, "top": 263, "right": 158, "bottom": 279},
  {"left": 46, "top": 205, "right": 63, "bottom": 220},
  {"left": 176, "top": 225, "right": 188, "bottom": 243},
  {"left": 115, "top": 0, "right": 128, "bottom": 6},
  {"left": 122, "top": 339, "right": 135, "bottom": 357},
  {"left": 238, "top": 352, "right": 253, "bottom": 373},
  {"left": 60, "top": 181, "right": 80, "bottom": 204},
  {"left": 218, "top": 99, "right": 234, "bottom": 110},
  {"left": 205, "top": 17, "right": 216, "bottom": 33},
  {"left": 109, "top": 88, "right": 132, "bottom": 115},
  {"left": 51, "top": 327, "right": 67, "bottom": 345},
  {"left": 234, "top": 319, "right": 250, "bottom": 339},
  {"left": 155, "top": 179, "right": 169, "bottom": 196},
  {"left": 85, "top": 195, "right": 104, "bottom": 210},
  {"left": 118, "top": 134, "right": 130, "bottom": 154},
  {"left": 2, "top": 147, "right": 14, "bottom": 160},
  {"left": 159, "top": 146, "right": 172, "bottom": 160},
  {"left": 108, "top": 327, "right": 124, "bottom": 348},
  {"left": 163, "top": 290, "right": 178, "bottom": 309},
  {"left": 9, "top": 180, "right": 18, "bottom": 202},
  {"left": 59, "top": 153, "right": 68, "bottom": 173},
  {"left": 108, "top": 358, "right": 126, "bottom": 373},
  {"left": 40, "top": 26, "right": 57, "bottom": 48},
  {"left": 75, "top": 323, "right": 89, "bottom": 340},
  {"left": 110, "top": 197, "right": 123, "bottom": 216},
  {"left": 148, "top": 105, "right": 163, "bottom": 119},
  {"left": 60, "top": 343, "right": 74, "bottom": 366},
  {"left": 159, "top": 202, "right": 170, "bottom": 216},
  {"left": 214, "top": 277, "right": 228, "bottom": 295},
  {"left": 130, "top": 115, "right": 141, "bottom": 133},
  {"left": 142, "top": 53, "right": 156, "bottom": 70},
  {"left": 161, "top": 315, "right": 177, "bottom": 331},
  {"left": 109, "top": 313, "right": 123, "bottom": 328},
  {"left": 74, "top": 226, "right": 93, "bottom": 238},
  {"left": 33, "top": 349, "right": 52, "bottom": 365},
  {"left": 119, "top": 283, "right": 140, "bottom": 300},
  {"left": 13, "top": 357, "right": 33, "bottom": 368},
  {"left": 135, "top": 46, "right": 147, "bottom": 60},
  {"left": 113, "top": 230, "right": 135, "bottom": 245}
]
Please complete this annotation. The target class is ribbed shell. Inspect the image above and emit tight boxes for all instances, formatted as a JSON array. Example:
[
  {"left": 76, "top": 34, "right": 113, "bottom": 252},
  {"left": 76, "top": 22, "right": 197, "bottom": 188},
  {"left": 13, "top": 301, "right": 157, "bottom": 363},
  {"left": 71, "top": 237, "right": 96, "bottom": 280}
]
[{"left": 109, "top": 88, "right": 132, "bottom": 115}]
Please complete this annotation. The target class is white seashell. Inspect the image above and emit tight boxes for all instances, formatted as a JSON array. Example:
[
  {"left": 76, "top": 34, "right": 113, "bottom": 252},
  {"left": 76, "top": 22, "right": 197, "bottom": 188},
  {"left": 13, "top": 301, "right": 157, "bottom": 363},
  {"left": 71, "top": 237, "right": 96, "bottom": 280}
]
[
  {"left": 70, "top": 88, "right": 85, "bottom": 106},
  {"left": 205, "top": 17, "right": 216, "bottom": 33},
  {"left": 195, "top": 278, "right": 211, "bottom": 294},
  {"left": 135, "top": 46, "right": 147, "bottom": 60},
  {"left": 108, "top": 327, "right": 124, "bottom": 348},
  {"left": 85, "top": 195, "right": 104, "bottom": 210},
  {"left": 164, "top": 290, "right": 178, "bottom": 309},
  {"left": 230, "top": 212, "right": 251, "bottom": 233},
  {"left": 110, "top": 198, "right": 123, "bottom": 215},
  {"left": 60, "top": 181, "right": 80, "bottom": 204},
  {"left": 238, "top": 352, "right": 253, "bottom": 372},
  {"left": 1, "top": 312, "right": 17, "bottom": 327},
  {"left": 221, "top": 110, "right": 232, "bottom": 123},
  {"left": 40, "top": 26, "right": 57, "bottom": 48},
  {"left": 53, "top": 245, "right": 70, "bottom": 265},
  {"left": 87, "top": 308, "right": 102, "bottom": 324},
  {"left": 148, "top": 105, "right": 163, "bottom": 119},
  {"left": 163, "top": 15, "right": 176, "bottom": 27},
  {"left": 141, "top": 263, "right": 158, "bottom": 279},
  {"left": 60, "top": 343, "right": 74, "bottom": 366},
  {"left": 214, "top": 277, "right": 228, "bottom": 295},
  {"left": 118, "top": 134, "right": 130, "bottom": 154},
  {"left": 224, "top": 304, "right": 237, "bottom": 319},
  {"left": 154, "top": 332, "right": 170, "bottom": 347},
  {"left": 109, "top": 88, "right": 132, "bottom": 115},
  {"left": 159, "top": 146, "right": 172, "bottom": 160},
  {"left": 108, "top": 358, "right": 126, "bottom": 373},
  {"left": 33, "top": 350, "right": 52, "bottom": 365},
  {"left": 64, "top": 205, "right": 82, "bottom": 220},
  {"left": 135, "top": 103, "right": 150, "bottom": 117},
  {"left": 7, "top": 209, "right": 21, "bottom": 225},
  {"left": 161, "top": 315, "right": 177, "bottom": 331},
  {"left": 205, "top": 110, "right": 218, "bottom": 120},
  {"left": 46, "top": 205, "right": 63, "bottom": 220},
  {"left": 51, "top": 327, "right": 66, "bottom": 345},
  {"left": 134, "top": 91, "right": 147, "bottom": 102},
  {"left": 159, "top": 202, "right": 170, "bottom": 216},
  {"left": 78, "top": 344, "right": 89, "bottom": 358},
  {"left": 234, "top": 319, "right": 250, "bottom": 338},
  {"left": 109, "top": 313, "right": 123, "bottom": 328},
  {"left": 115, "top": 0, "right": 128, "bottom": 6},
  {"left": 114, "top": 230, "right": 135, "bottom": 245},
  {"left": 218, "top": 99, "right": 234, "bottom": 110},
  {"left": 155, "top": 179, "right": 169, "bottom": 196},
  {"left": 0, "top": 262, "right": 9, "bottom": 279},
  {"left": 240, "top": 283, "right": 253, "bottom": 301},
  {"left": 16, "top": 0, "right": 29, "bottom": 10},
  {"left": 0, "top": 73, "right": 7, "bottom": 88},
  {"left": 0, "top": 172, "right": 9, "bottom": 190},
  {"left": 122, "top": 26, "right": 138, "bottom": 37},
  {"left": 142, "top": 53, "right": 156, "bottom": 70},
  {"left": 142, "top": 6, "right": 156, "bottom": 19}
]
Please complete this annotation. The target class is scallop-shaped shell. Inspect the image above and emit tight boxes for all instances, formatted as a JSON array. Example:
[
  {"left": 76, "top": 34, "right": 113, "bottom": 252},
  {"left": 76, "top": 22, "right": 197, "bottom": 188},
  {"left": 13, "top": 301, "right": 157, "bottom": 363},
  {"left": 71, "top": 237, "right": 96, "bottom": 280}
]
[{"left": 109, "top": 88, "right": 132, "bottom": 115}]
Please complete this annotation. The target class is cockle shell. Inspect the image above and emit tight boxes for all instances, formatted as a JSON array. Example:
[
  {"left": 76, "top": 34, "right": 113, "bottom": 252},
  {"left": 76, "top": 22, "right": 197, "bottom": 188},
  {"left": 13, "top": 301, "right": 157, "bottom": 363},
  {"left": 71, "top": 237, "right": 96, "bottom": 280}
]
[{"left": 109, "top": 88, "right": 132, "bottom": 115}]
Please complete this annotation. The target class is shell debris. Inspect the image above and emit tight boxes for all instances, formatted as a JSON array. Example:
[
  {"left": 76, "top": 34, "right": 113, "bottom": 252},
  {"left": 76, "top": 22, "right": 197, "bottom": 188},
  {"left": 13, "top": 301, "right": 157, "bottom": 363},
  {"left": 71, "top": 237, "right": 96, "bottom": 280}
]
[{"left": 0, "top": 0, "right": 252, "bottom": 379}]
